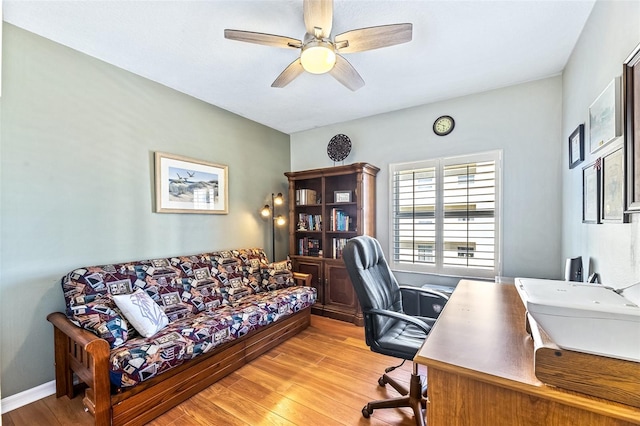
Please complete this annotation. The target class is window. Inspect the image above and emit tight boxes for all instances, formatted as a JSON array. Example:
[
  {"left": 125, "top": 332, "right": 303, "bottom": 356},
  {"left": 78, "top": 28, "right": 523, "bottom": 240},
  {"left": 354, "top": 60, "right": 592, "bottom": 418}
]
[
  {"left": 456, "top": 245, "right": 475, "bottom": 258},
  {"left": 417, "top": 243, "right": 434, "bottom": 262},
  {"left": 390, "top": 151, "right": 501, "bottom": 278}
]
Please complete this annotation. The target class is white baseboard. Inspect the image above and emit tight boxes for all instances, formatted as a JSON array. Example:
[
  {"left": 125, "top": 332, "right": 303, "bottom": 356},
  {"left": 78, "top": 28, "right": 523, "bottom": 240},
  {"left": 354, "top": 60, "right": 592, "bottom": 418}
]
[{"left": 1, "top": 381, "right": 56, "bottom": 414}]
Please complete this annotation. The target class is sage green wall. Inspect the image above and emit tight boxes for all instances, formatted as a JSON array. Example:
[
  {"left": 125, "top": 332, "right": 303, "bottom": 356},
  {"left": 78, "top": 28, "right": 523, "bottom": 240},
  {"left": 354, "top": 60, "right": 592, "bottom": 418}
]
[
  {"left": 0, "top": 24, "right": 290, "bottom": 397},
  {"left": 561, "top": 0, "right": 640, "bottom": 286}
]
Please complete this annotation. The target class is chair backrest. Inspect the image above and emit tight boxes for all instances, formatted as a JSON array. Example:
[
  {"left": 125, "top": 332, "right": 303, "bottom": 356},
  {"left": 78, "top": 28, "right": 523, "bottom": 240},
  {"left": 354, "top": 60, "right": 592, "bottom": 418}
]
[
  {"left": 343, "top": 235, "right": 402, "bottom": 312},
  {"left": 343, "top": 236, "right": 404, "bottom": 337}
]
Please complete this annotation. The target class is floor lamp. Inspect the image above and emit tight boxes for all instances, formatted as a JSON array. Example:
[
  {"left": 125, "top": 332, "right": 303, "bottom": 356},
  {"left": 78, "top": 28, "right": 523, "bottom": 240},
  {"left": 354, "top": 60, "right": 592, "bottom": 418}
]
[{"left": 261, "top": 192, "right": 286, "bottom": 261}]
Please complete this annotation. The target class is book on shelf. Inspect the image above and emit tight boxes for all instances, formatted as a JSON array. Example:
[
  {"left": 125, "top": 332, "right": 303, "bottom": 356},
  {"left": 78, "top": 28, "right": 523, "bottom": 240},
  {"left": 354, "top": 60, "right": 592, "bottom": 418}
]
[
  {"left": 332, "top": 238, "right": 350, "bottom": 259},
  {"left": 298, "top": 237, "right": 321, "bottom": 256},
  {"left": 297, "top": 213, "right": 322, "bottom": 231},
  {"left": 296, "top": 189, "right": 317, "bottom": 205},
  {"left": 329, "top": 208, "right": 351, "bottom": 231}
]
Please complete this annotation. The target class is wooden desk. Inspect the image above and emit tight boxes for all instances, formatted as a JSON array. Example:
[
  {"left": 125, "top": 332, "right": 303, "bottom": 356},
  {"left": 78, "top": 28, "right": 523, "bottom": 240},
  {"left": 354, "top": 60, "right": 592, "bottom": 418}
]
[{"left": 414, "top": 280, "right": 640, "bottom": 426}]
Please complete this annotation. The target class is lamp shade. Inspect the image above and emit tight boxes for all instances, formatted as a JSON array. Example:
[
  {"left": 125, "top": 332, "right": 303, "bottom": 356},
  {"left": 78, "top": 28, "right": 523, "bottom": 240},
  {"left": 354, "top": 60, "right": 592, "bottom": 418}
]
[{"left": 300, "top": 41, "right": 336, "bottom": 74}]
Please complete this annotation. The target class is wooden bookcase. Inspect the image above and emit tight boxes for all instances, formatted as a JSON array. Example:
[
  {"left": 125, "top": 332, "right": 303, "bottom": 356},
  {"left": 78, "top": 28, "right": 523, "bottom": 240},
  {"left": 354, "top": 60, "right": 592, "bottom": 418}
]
[{"left": 285, "top": 163, "right": 379, "bottom": 325}]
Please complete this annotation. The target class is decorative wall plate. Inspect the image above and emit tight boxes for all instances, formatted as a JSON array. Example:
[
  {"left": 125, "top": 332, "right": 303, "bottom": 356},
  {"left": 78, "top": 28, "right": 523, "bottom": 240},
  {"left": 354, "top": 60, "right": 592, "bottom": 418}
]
[{"left": 328, "top": 134, "right": 352, "bottom": 162}]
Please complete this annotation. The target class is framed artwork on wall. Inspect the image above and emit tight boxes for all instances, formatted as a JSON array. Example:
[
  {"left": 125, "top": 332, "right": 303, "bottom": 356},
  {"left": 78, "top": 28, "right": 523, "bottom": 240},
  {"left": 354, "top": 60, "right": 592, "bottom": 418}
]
[
  {"left": 600, "top": 147, "right": 629, "bottom": 223},
  {"left": 582, "top": 161, "right": 600, "bottom": 224},
  {"left": 154, "top": 152, "right": 228, "bottom": 214},
  {"left": 589, "top": 77, "right": 622, "bottom": 154},
  {"left": 569, "top": 124, "right": 584, "bottom": 169},
  {"left": 624, "top": 42, "right": 640, "bottom": 213}
]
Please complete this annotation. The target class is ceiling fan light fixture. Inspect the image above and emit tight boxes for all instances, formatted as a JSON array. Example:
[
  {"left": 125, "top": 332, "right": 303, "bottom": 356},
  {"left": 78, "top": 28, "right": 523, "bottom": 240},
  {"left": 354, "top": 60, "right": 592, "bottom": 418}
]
[{"left": 300, "top": 40, "right": 336, "bottom": 74}]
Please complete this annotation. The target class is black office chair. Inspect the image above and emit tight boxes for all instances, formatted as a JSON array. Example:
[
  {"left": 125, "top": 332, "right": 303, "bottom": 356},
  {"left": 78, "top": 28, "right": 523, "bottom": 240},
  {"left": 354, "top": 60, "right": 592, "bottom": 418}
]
[{"left": 343, "top": 236, "right": 450, "bottom": 426}]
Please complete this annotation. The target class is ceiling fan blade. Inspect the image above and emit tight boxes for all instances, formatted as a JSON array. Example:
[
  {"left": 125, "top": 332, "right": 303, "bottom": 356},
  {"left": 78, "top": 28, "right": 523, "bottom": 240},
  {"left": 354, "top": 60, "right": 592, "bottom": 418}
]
[
  {"left": 224, "top": 29, "right": 301, "bottom": 49},
  {"left": 272, "top": 59, "right": 305, "bottom": 88},
  {"left": 303, "top": 0, "right": 333, "bottom": 39},
  {"left": 329, "top": 55, "right": 365, "bottom": 91},
  {"left": 334, "top": 23, "right": 412, "bottom": 53}
]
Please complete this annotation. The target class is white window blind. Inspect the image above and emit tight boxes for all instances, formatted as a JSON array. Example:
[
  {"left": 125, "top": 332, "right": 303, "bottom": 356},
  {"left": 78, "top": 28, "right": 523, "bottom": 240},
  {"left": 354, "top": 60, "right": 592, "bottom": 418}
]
[
  {"left": 392, "top": 163, "right": 437, "bottom": 266},
  {"left": 390, "top": 151, "right": 501, "bottom": 278}
]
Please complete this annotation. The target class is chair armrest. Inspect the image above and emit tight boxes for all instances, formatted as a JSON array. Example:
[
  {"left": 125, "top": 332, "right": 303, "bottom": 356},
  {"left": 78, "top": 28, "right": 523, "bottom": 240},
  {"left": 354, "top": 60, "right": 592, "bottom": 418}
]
[
  {"left": 365, "top": 308, "right": 432, "bottom": 334},
  {"left": 292, "top": 271, "right": 312, "bottom": 286},
  {"left": 399, "top": 285, "right": 450, "bottom": 302},
  {"left": 400, "top": 285, "right": 451, "bottom": 319}
]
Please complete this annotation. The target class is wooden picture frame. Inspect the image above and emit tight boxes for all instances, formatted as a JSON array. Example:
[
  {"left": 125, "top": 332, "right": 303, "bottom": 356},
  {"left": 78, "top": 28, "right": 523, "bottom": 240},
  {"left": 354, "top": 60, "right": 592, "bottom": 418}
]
[
  {"left": 624, "top": 42, "right": 640, "bottom": 212},
  {"left": 569, "top": 124, "right": 585, "bottom": 169},
  {"left": 582, "top": 161, "right": 600, "bottom": 224},
  {"left": 154, "top": 152, "right": 228, "bottom": 214},
  {"left": 589, "top": 77, "right": 622, "bottom": 154},
  {"left": 600, "top": 147, "right": 628, "bottom": 223},
  {"left": 334, "top": 190, "right": 352, "bottom": 203}
]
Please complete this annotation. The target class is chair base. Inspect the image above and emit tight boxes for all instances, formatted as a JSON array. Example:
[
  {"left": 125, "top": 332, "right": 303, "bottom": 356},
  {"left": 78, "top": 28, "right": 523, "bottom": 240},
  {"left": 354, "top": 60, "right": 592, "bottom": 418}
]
[{"left": 362, "top": 364, "right": 427, "bottom": 426}]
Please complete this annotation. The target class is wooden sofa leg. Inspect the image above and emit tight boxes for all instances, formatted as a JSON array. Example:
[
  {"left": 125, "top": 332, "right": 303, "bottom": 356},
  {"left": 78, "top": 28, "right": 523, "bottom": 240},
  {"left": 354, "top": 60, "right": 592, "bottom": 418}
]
[
  {"left": 92, "top": 389, "right": 111, "bottom": 426},
  {"left": 83, "top": 388, "right": 110, "bottom": 426},
  {"left": 86, "top": 339, "right": 112, "bottom": 426},
  {"left": 52, "top": 326, "right": 74, "bottom": 399}
]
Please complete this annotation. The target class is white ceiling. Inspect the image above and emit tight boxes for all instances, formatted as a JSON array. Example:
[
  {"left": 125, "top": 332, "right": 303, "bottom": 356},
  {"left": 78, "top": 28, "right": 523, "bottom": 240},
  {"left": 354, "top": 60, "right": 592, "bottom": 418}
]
[{"left": 3, "top": 0, "right": 596, "bottom": 134}]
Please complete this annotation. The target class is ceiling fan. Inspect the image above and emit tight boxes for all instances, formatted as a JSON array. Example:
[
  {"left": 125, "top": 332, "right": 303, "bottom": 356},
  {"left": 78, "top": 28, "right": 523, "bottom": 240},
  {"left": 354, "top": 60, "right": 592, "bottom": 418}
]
[{"left": 224, "top": 0, "right": 412, "bottom": 91}]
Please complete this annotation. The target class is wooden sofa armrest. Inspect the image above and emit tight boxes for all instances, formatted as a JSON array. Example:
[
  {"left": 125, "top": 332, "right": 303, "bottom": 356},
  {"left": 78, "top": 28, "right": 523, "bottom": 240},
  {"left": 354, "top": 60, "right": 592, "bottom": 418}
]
[
  {"left": 292, "top": 271, "right": 312, "bottom": 286},
  {"left": 47, "top": 312, "right": 104, "bottom": 348},
  {"left": 47, "top": 312, "right": 112, "bottom": 426}
]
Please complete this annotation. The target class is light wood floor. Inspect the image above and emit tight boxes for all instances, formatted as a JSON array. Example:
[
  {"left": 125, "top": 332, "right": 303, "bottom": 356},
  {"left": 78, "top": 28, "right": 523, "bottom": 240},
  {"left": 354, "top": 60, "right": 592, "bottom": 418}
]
[{"left": 3, "top": 315, "right": 423, "bottom": 426}]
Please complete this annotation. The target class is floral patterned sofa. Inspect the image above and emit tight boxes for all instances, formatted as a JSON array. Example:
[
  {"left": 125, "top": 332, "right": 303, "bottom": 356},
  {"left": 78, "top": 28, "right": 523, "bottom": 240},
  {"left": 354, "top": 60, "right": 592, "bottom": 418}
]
[{"left": 47, "top": 248, "right": 315, "bottom": 426}]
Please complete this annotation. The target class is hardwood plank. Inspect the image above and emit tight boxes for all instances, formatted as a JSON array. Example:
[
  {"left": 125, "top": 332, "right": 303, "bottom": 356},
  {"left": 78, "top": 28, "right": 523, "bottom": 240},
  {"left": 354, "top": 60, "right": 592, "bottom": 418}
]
[
  {"left": 214, "top": 377, "right": 339, "bottom": 426},
  {"left": 2, "top": 413, "right": 16, "bottom": 426},
  {"left": 278, "top": 328, "right": 397, "bottom": 368},
  {"left": 247, "top": 351, "right": 415, "bottom": 425},
  {"left": 193, "top": 390, "right": 294, "bottom": 426},
  {"left": 42, "top": 393, "right": 94, "bottom": 426},
  {"left": 277, "top": 331, "right": 411, "bottom": 380},
  {"left": 144, "top": 405, "right": 189, "bottom": 426},
  {"left": 309, "top": 315, "right": 366, "bottom": 341},
  {"left": 3, "top": 400, "right": 65, "bottom": 426},
  {"left": 176, "top": 395, "right": 250, "bottom": 426},
  {"left": 3, "top": 316, "right": 421, "bottom": 426},
  {"left": 198, "top": 378, "right": 298, "bottom": 426},
  {"left": 229, "top": 358, "right": 409, "bottom": 426},
  {"left": 253, "top": 351, "right": 397, "bottom": 403}
]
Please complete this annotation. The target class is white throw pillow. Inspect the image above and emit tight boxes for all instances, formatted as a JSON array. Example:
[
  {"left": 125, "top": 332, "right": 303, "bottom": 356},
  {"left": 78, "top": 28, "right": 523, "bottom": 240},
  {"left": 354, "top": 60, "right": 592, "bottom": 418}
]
[{"left": 113, "top": 289, "right": 169, "bottom": 337}]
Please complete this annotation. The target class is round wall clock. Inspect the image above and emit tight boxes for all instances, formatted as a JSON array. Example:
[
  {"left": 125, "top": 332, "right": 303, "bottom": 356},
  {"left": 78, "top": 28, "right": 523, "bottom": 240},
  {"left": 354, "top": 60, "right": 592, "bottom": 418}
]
[
  {"left": 433, "top": 115, "right": 455, "bottom": 136},
  {"left": 327, "top": 134, "right": 352, "bottom": 162}
]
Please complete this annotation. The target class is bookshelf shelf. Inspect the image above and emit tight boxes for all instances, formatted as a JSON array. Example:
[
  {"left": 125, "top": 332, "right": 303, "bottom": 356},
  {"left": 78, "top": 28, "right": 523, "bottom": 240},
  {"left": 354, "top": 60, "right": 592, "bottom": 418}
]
[
  {"left": 285, "top": 163, "right": 379, "bottom": 326},
  {"left": 325, "top": 202, "right": 357, "bottom": 207}
]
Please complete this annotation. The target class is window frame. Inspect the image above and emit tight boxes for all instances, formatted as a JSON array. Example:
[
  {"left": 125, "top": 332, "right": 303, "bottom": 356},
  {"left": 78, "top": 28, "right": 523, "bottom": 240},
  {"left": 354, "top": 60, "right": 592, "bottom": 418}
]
[{"left": 388, "top": 150, "right": 502, "bottom": 279}]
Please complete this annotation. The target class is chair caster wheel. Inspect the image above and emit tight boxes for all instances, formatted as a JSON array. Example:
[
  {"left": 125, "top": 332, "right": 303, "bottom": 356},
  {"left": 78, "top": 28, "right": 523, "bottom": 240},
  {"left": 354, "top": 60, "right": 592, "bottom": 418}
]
[
  {"left": 362, "top": 405, "right": 373, "bottom": 418},
  {"left": 378, "top": 376, "right": 386, "bottom": 387}
]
